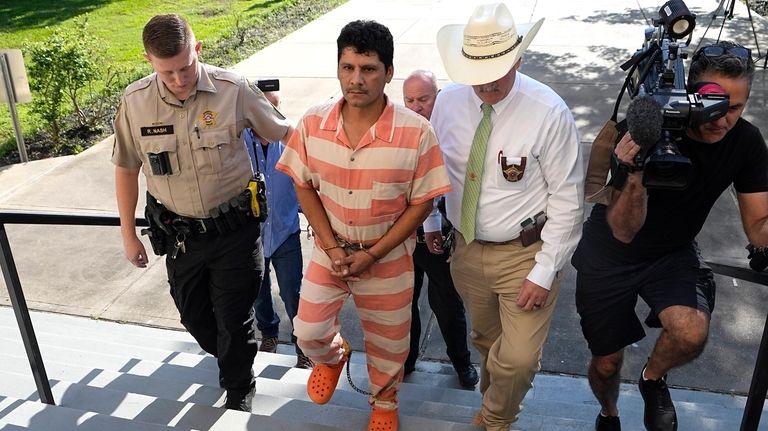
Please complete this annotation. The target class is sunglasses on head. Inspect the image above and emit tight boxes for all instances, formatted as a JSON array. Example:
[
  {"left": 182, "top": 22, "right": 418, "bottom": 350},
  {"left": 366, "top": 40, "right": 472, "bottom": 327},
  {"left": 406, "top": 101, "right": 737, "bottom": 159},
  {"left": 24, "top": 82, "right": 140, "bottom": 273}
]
[{"left": 694, "top": 45, "right": 752, "bottom": 60}]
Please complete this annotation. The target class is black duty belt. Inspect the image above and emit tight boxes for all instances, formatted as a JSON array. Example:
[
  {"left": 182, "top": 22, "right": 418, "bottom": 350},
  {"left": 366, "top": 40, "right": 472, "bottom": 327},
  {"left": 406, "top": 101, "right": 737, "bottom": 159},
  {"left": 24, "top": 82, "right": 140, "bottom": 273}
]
[
  {"left": 171, "top": 216, "right": 217, "bottom": 236},
  {"left": 168, "top": 195, "right": 254, "bottom": 237}
]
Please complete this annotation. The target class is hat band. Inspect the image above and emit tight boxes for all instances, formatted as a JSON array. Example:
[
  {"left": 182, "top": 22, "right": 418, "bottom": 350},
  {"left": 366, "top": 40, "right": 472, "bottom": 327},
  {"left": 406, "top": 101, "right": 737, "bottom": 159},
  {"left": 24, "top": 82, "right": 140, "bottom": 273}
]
[{"left": 462, "top": 35, "right": 522, "bottom": 60}]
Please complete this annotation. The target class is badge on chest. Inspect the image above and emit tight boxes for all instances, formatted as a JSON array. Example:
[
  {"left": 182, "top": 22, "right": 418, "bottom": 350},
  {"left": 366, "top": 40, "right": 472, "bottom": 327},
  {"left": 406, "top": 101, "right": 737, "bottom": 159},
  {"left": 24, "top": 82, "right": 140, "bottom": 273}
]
[{"left": 199, "top": 110, "right": 218, "bottom": 128}]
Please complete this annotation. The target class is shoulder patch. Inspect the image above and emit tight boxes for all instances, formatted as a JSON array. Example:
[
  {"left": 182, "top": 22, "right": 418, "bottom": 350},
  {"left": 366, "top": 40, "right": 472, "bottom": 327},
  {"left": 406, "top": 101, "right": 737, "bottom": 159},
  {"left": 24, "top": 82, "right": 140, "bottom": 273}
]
[{"left": 124, "top": 75, "right": 154, "bottom": 95}]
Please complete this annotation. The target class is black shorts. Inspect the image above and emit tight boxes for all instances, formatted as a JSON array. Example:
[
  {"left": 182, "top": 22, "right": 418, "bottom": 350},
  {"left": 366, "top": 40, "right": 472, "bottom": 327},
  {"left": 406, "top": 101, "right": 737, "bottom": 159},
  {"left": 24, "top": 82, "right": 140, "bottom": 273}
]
[{"left": 574, "top": 243, "right": 716, "bottom": 357}]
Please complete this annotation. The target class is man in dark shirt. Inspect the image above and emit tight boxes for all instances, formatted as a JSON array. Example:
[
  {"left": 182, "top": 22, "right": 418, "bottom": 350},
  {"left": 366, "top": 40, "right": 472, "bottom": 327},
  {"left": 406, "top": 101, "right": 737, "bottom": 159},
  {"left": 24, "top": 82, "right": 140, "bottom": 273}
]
[
  {"left": 402, "top": 69, "right": 478, "bottom": 388},
  {"left": 573, "top": 41, "right": 768, "bottom": 431}
]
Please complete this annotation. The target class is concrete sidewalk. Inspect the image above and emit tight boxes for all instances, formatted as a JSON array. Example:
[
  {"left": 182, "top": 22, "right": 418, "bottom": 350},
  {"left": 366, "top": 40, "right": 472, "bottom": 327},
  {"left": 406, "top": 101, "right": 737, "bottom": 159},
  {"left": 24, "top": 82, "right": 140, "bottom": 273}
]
[{"left": 1, "top": 0, "right": 767, "bottom": 399}]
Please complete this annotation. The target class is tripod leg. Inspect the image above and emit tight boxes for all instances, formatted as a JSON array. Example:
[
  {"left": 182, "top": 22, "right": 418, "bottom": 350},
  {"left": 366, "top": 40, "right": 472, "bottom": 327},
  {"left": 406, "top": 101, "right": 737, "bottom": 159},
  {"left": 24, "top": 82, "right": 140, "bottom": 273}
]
[
  {"left": 743, "top": 0, "right": 766, "bottom": 68},
  {"left": 716, "top": 9, "right": 727, "bottom": 43},
  {"left": 712, "top": 0, "right": 735, "bottom": 43},
  {"left": 710, "top": 0, "right": 728, "bottom": 17},
  {"left": 696, "top": 0, "right": 731, "bottom": 51}
]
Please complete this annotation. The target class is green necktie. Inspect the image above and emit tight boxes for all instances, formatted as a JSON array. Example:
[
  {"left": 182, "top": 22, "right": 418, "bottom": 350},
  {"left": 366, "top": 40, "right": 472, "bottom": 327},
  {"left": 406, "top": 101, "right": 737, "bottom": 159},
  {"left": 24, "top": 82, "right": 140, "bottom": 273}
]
[{"left": 460, "top": 103, "right": 493, "bottom": 244}]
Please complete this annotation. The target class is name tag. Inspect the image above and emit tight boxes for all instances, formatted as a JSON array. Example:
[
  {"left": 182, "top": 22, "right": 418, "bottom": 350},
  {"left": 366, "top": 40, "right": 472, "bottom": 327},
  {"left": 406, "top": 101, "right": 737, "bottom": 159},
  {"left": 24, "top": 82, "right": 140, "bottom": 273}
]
[{"left": 140, "top": 125, "right": 175, "bottom": 136}]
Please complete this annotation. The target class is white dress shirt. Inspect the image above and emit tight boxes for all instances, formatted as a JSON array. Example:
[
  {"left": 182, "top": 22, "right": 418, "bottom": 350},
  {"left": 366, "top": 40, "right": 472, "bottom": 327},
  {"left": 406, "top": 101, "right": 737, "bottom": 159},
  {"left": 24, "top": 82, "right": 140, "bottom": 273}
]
[{"left": 430, "top": 73, "right": 584, "bottom": 289}]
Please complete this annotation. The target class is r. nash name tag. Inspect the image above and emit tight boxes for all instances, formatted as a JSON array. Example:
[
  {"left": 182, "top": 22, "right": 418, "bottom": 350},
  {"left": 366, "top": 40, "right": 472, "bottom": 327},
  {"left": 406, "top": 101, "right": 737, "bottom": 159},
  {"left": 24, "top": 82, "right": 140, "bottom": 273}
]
[{"left": 140, "top": 125, "right": 174, "bottom": 136}]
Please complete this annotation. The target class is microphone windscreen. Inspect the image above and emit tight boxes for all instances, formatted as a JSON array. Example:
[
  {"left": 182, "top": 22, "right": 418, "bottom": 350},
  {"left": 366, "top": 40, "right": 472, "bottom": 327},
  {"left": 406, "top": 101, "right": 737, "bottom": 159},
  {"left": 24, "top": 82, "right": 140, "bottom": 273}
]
[{"left": 626, "top": 96, "right": 663, "bottom": 150}]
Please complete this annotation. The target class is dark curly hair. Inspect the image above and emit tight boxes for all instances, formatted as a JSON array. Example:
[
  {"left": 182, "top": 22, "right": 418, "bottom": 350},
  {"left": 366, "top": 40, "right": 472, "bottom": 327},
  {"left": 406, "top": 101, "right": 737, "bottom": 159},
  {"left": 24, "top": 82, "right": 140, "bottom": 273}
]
[
  {"left": 688, "top": 40, "right": 755, "bottom": 91},
  {"left": 337, "top": 20, "right": 393, "bottom": 70}
]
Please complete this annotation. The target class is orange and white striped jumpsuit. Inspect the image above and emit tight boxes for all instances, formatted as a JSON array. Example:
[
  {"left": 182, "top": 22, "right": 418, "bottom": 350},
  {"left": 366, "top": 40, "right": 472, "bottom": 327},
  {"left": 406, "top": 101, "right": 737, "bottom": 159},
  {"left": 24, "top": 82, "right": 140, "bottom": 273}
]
[{"left": 276, "top": 97, "right": 451, "bottom": 409}]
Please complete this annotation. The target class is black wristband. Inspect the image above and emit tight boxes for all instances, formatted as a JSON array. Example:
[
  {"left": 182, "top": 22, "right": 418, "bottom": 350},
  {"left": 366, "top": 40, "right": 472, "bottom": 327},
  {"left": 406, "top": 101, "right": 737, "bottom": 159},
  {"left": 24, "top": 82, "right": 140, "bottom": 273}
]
[
  {"left": 611, "top": 155, "right": 640, "bottom": 191},
  {"left": 612, "top": 164, "right": 629, "bottom": 191},
  {"left": 619, "top": 161, "right": 637, "bottom": 173}
]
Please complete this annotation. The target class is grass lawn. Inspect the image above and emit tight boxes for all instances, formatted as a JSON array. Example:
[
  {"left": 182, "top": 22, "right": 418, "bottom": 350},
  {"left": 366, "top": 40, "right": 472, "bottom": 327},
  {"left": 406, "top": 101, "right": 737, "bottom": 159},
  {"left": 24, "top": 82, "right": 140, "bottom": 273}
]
[
  {"left": 2, "top": 0, "right": 291, "bottom": 67},
  {"left": 0, "top": 0, "right": 343, "bottom": 160}
]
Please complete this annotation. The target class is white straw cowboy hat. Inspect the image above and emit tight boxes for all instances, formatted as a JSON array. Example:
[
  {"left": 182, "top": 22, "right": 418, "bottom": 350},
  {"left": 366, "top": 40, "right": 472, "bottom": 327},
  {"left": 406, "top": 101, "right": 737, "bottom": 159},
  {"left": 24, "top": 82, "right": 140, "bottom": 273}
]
[{"left": 437, "top": 3, "right": 544, "bottom": 85}]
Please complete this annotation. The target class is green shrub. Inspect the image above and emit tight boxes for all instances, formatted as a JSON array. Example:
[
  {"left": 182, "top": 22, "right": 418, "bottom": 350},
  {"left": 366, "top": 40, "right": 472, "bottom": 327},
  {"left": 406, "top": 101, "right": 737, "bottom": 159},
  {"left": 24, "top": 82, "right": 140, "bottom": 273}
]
[
  {"left": 1, "top": 0, "right": 349, "bottom": 167},
  {"left": 26, "top": 17, "right": 105, "bottom": 151}
]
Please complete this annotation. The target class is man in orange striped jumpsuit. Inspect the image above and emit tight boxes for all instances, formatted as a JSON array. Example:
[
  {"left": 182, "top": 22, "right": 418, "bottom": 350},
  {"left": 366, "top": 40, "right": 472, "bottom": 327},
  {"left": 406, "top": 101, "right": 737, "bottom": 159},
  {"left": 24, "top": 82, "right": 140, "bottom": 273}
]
[{"left": 276, "top": 20, "right": 450, "bottom": 431}]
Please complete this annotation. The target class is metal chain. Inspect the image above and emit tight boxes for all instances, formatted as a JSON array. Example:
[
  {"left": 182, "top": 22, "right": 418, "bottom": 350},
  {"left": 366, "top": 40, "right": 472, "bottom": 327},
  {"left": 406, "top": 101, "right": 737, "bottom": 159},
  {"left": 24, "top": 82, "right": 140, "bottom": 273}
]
[
  {"left": 344, "top": 350, "right": 372, "bottom": 396},
  {"left": 305, "top": 226, "right": 314, "bottom": 240}
]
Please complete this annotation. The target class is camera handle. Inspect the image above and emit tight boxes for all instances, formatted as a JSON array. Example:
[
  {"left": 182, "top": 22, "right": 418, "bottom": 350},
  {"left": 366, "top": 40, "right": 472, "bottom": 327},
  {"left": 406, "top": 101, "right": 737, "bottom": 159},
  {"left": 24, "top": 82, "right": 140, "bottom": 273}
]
[{"left": 614, "top": 43, "right": 661, "bottom": 122}]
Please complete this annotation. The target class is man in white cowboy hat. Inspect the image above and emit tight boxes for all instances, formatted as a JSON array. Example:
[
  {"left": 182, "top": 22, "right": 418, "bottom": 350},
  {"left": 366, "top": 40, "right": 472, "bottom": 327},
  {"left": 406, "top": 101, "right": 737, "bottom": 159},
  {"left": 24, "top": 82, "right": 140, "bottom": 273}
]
[{"left": 430, "top": 3, "right": 584, "bottom": 430}]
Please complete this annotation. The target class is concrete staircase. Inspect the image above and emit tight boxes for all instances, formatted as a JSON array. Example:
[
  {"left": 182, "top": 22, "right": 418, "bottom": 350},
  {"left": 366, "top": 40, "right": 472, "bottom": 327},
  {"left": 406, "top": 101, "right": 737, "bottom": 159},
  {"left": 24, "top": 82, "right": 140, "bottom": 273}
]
[{"left": 0, "top": 306, "right": 764, "bottom": 431}]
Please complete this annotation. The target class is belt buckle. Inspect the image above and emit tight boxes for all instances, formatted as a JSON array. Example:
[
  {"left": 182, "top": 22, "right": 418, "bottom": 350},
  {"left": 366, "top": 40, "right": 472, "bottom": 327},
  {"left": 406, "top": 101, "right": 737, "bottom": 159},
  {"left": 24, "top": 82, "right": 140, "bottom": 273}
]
[
  {"left": 171, "top": 218, "right": 191, "bottom": 236},
  {"left": 195, "top": 219, "right": 207, "bottom": 234}
]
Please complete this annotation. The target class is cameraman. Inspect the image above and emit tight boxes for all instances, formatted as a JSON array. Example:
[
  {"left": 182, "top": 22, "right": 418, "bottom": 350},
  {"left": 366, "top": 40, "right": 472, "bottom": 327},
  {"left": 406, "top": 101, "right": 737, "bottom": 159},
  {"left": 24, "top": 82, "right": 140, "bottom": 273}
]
[{"left": 573, "top": 40, "right": 767, "bottom": 431}]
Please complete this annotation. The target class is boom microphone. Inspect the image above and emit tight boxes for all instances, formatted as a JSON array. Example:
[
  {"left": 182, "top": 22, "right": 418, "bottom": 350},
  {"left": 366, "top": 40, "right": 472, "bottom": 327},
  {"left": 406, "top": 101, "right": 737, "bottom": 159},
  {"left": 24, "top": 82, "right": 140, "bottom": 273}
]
[{"left": 626, "top": 96, "right": 663, "bottom": 155}]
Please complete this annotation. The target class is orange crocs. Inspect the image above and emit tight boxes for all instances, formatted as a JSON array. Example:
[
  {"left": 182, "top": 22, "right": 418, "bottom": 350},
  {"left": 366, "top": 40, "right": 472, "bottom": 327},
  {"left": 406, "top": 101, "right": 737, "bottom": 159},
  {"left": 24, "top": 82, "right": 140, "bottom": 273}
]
[
  {"left": 368, "top": 406, "right": 398, "bottom": 431},
  {"left": 306, "top": 340, "right": 350, "bottom": 404}
]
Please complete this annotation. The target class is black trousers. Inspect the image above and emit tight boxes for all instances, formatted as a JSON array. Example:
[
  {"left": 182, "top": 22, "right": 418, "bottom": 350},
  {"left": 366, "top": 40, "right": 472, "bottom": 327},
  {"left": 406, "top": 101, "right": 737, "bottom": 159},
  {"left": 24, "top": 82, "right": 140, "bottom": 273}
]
[
  {"left": 166, "top": 220, "right": 264, "bottom": 391},
  {"left": 406, "top": 241, "right": 472, "bottom": 371}
]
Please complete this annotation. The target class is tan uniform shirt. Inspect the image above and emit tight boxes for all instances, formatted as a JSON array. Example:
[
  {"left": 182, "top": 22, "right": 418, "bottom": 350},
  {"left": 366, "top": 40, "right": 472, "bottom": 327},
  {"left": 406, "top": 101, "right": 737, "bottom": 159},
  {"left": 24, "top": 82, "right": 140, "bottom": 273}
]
[{"left": 112, "top": 63, "right": 289, "bottom": 218}]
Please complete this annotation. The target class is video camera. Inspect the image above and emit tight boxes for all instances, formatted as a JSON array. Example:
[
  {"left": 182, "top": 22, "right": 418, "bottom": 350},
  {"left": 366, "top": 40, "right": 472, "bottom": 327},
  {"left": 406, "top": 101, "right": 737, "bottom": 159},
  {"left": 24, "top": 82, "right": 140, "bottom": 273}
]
[{"left": 619, "top": 0, "right": 730, "bottom": 190}]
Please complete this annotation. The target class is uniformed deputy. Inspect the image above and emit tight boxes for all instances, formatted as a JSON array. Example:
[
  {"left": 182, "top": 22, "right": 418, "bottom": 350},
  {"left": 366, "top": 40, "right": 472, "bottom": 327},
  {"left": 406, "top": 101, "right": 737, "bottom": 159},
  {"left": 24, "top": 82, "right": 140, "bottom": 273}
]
[{"left": 112, "top": 14, "right": 293, "bottom": 411}]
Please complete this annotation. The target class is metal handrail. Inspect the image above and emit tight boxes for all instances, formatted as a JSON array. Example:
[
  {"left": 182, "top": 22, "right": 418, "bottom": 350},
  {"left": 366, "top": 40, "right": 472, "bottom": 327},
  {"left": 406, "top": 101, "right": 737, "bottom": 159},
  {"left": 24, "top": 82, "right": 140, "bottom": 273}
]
[
  {"left": 0, "top": 209, "right": 764, "bottom": 429},
  {"left": 705, "top": 258, "right": 768, "bottom": 431},
  {"left": 0, "top": 210, "right": 147, "bottom": 405}
]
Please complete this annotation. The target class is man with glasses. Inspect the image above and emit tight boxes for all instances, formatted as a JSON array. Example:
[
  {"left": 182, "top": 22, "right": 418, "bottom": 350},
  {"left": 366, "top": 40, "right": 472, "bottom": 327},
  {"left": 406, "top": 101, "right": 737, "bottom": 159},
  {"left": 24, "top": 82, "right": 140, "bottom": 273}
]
[{"left": 573, "top": 40, "right": 768, "bottom": 431}]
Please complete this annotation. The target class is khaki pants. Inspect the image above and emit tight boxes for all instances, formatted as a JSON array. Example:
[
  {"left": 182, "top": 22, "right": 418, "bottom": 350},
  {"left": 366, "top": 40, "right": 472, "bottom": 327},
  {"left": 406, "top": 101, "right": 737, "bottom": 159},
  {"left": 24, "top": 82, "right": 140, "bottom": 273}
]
[{"left": 450, "top": 234, "right": 560, "bottom": 430}]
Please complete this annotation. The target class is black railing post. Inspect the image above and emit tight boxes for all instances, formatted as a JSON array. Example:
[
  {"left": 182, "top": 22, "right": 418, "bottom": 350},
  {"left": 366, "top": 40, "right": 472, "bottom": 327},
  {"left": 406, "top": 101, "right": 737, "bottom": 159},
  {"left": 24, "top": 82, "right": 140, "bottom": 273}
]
[
  {"left": 706, "top": 260, "right": 768, "bottom": 431},
  {"left": 0, "top": 209, "right": 144, "bottom": 406},
  {"left": 741, "top": 310, "right": 768, "bottom": 431},
  {"left": 0, "top": 222, "right": 55, "bottom": 405}
]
